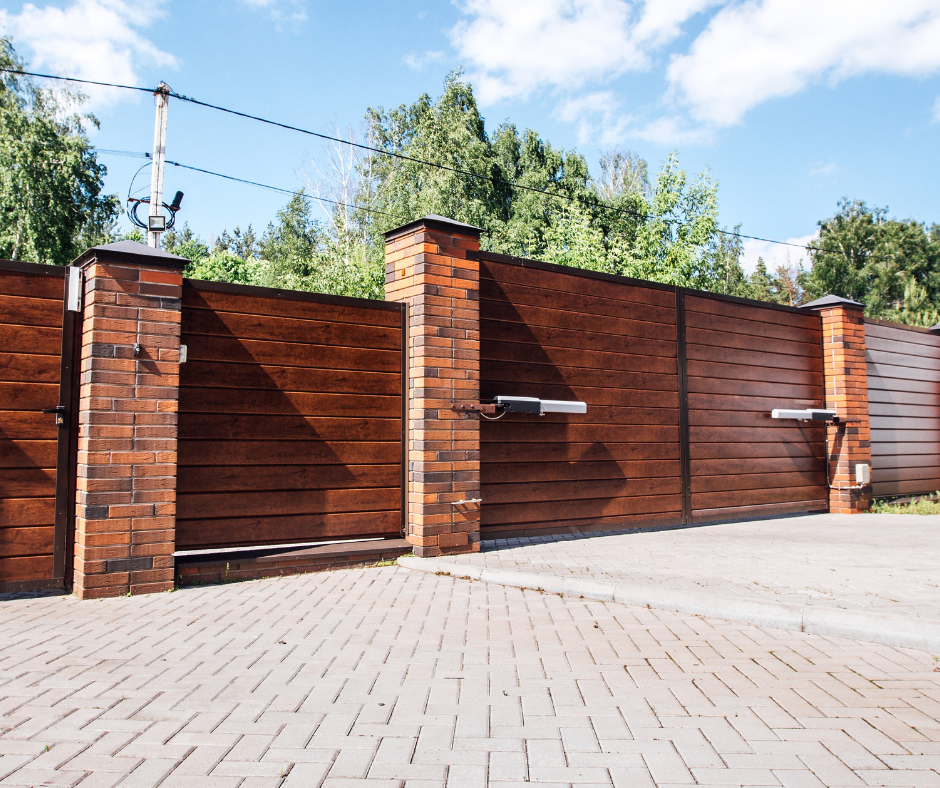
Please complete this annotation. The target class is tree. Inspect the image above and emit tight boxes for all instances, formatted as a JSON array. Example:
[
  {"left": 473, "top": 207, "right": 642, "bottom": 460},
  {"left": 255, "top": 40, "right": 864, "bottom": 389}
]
[
  {"left": 617, "top": 153, "right": 722, "bottom": 289},
  {"left": 802, "top": 198, "right": 940, "bottom": 323},
  {"left": 0, "top": 38, "right": 119, "bottom": 265}
]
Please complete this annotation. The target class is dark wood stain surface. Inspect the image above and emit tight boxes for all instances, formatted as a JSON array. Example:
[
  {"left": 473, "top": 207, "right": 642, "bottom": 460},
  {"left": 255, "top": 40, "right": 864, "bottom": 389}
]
[
  {"left": 684, "top": 295, "right": 828, "bottom": 521},
  {"left": 176, "top": 283, "right": 404, "bottom": 550},
  {"left": 865, "top": 320, "right": 940, "bottom": 497},
  {"left": 0, "top": 266, "right": 65, "bottom": 586},
  {"left": 478, "top": 259, "right": 683, "bottom": 538}
]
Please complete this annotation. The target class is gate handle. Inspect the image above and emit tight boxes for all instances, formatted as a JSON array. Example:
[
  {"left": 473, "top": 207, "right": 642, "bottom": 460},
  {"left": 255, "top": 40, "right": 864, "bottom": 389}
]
[{"left": 42, "top": 405, "right": 68, "bottom": 427}]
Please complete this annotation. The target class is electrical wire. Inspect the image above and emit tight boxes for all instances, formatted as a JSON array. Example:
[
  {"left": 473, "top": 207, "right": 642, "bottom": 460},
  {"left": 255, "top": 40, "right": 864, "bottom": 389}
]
[
  {"left": 98, "top": 149, "right": 403, "bottom": 220},
  {"left": 6, "top": 67, "right": 926, "bottom": 266}
]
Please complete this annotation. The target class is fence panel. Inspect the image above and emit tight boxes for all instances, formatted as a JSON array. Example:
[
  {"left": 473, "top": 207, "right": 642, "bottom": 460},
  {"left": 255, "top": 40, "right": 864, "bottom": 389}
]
[
  {"left": 865, "top": 319, "right": 940, "bottom": 497},
  {"left": 0, "top": 261, "right": 72, "bottom": 591},
  {"left": 478, "top": 256, "right": 683, "bottom": 538},
  {"left": 684, "top": 294, "right": 828, "bottom": 521},
  {"left": 176, "top": 281, "right": 406, "bottom": 551}
]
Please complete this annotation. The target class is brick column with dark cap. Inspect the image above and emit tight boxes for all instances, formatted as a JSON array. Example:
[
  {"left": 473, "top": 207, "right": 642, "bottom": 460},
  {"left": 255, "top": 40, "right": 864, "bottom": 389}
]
[
  {"left": 72, "top": 241, "right": 187, "bottom": 598},
  {"left": 804, "top": 295, "right": 873, "bottom": 513},
  {"left": 384, "top": 215, "right": 482, "bottom": 556}
]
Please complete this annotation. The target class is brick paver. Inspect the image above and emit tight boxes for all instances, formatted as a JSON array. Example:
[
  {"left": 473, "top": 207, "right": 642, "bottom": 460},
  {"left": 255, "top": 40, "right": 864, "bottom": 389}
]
[
  {"left": 441, "top": 514, "right": 940, "bottom": 619},
  {"left": 1, "top": 564, "right": 939, "bottom": 787}
]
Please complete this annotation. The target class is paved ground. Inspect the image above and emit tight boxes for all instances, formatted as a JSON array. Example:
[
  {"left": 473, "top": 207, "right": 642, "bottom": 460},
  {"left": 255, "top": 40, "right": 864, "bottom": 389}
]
[
  {"left": 2, "top": 564, "right": 940, "bottom": 787},
  {"left": 443, "top": 515, "right": 940, "bottom": 620}
]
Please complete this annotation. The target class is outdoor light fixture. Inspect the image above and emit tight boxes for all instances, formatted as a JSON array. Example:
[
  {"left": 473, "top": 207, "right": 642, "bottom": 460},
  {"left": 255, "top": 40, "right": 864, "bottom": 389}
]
[
  {"left": 148, "top": 214, "right": 167, "bottom": 232},
  {"left": 495, "top": 396, "right": 587, "bottom": 416},
  {"left": 771, "top": 408, "right": 838, "bottom": 422}
]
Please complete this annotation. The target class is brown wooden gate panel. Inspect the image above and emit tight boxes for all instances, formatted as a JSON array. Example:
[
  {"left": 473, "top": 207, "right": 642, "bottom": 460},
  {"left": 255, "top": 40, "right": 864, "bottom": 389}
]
[
  {"left": 684, "top": 294, "right": 828, "bottom": 521},
  {"left": 0, "top": 261, "right": 73, "bottom": 591},
  {"left": 176, "top": 281, "right": 405, "bottom": 551},
  {"left": 478, "top": 255, "right": 683, "bottom": 538},
  {"left": 865, "top": 319, "right": 940, "bottom": 497}
]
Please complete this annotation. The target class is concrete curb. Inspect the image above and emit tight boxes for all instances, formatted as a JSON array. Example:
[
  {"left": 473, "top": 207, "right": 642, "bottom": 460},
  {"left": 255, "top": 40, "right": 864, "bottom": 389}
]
[{"left": 398, "top": 556, "right": 940, "bottom": 653}]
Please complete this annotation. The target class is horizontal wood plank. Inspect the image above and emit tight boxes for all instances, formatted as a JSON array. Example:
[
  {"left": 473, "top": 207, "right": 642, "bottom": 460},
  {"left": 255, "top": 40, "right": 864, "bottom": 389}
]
[
  {"left": 176, "top": 510, "right": 401, "bottom": 550},
  {"left": 482, "top": 320, "right": 677, "bottom": 359},
  {"left": 0, "top": 526, "right": 54, "bottom": 559},
  {"left": 183, "top": 285, "right": 403, "bottom": 327},
  {"left": 178, "top": 440, "right": 401, "bottom": 467},
  {"left": 481, "top": 259, "right": 676, "bottom": 308},
  {"left": 177, "top": 464, "right": 401, "bottom": 493},
  {"left": 182, "top": 309, "right": 401, "bottom": 351},
  {"left": 480, "top": 278, "right": 677, "bottom": 326}
]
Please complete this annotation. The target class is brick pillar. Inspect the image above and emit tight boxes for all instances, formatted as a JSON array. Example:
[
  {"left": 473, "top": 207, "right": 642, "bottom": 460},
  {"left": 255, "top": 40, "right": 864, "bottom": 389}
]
[
  {"left": 805, "top": 295, "right": 872, "bottom": 513},
  {"left": 385, "top": 216, "right": 482, "bottom": 556},
  {"left": 72, "top": 241, "right": 186, "bottom": 598}
]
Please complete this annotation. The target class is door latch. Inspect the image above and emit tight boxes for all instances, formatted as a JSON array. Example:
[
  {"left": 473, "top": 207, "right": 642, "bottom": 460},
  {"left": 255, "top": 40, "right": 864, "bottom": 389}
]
[{"left": 42, "top": 405, "right": 68, "bottom": 426}]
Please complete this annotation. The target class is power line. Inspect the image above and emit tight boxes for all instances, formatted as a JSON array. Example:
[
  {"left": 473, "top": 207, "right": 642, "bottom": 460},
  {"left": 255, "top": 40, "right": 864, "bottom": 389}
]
[
  {"left": 98, "top": 149, "right": 403, "bottom": 219},
  {"left": 0, "top": 68, "right": 154, "bottom": 95},
  {"left": 0, "top": 67, "right": 665, "bottom": 227},
  {"left": 3, "top": 67, "right": 918, "bottom": 265}
]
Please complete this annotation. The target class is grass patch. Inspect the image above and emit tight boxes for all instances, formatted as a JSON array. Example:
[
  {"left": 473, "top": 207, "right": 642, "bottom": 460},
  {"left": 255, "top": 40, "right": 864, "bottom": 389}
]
[{"left": 871, "top": 493, "right": 940, "bottom": 515}]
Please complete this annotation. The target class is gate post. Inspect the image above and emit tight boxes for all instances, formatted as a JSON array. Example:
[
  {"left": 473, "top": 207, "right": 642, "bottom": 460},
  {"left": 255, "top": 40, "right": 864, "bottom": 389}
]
[
  {"left": 804, "top": 295, "right": 873, "bottom": 513},
  {"left": 71, "top": 241, "right": 186, "bottom": 598},
  {"left": 385, "top": 216, "right": 482, "bottom": 556}
]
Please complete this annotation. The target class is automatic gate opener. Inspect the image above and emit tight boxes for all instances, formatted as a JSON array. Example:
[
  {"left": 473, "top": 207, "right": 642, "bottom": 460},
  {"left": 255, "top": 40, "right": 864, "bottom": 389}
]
[
  {"left": 495, "top": 396, "right": 588, "bottom": 416},
  {"left": 42, "top": 405, "right": 68, "bottom": 427},
  {"left": 770, "top": 408, "right": 840, "bottom": 423}
]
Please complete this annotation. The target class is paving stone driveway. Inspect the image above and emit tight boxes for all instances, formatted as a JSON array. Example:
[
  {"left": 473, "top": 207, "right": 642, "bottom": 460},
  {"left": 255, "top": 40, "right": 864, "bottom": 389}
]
[
  {"left": 444, "top": 514, "right": 940, "bottom": 619},
  {"left": 2, "top": 564, "right": 939, "bottom": 787}
]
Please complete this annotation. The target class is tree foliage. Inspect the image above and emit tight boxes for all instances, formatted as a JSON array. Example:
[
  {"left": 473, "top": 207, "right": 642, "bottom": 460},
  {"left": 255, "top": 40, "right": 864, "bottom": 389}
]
[
  {"left": 0, "top": 38, "right": 119, "bottom": 266},
  {"left": 802, "top": 199, "right": 940, "bottom": 326}
]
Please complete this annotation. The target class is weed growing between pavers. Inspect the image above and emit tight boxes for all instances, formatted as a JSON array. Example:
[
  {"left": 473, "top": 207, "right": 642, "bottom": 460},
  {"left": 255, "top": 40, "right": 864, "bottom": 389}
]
[{"left": 871, "top": 492, "right": 940, "bottom": 514}]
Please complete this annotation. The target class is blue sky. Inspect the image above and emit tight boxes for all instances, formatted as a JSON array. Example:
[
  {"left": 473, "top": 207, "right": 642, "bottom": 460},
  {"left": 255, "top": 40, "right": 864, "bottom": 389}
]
[{"left": 2, "top": 0, "right": 939, "bottom": 271}]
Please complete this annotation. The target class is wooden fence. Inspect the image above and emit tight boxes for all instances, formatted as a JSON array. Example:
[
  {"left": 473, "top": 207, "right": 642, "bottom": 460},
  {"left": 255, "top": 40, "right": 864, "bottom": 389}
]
[
  {"left": 0, "top": 261, "right": 78, "bottom": 592},
  {"left": 175, "top": 280, "right": 407, "bottom": 552},
  {"left": 478, "top": 253, "right": 828, "bottom": 539},
  {"left": 865, "top": 318, "right": 940, "bottom": 497}
]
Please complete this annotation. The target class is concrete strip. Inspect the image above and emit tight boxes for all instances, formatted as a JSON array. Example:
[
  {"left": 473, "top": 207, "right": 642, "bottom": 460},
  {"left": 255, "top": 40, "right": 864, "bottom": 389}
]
[{"left": 397, "top": 556, "right": 940, "bottom": 652}]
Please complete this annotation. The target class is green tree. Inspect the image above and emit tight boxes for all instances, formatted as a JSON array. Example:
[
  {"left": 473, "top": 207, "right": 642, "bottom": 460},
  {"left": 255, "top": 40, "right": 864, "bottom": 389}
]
[
  {"left": 0, "top": 38, "right": 120, "bottom": 265},
  {"left": 616, "top": 153, "right": 722, "bottom": 289},
  {"left": 802, "top": 199, "right": 940, "bottom": 323}
]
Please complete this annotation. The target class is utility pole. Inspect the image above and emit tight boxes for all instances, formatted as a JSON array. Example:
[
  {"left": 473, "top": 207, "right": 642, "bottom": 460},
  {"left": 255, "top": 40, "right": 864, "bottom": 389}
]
[{"left": 148, "top": 83, "right": 170, "bottom": 248}]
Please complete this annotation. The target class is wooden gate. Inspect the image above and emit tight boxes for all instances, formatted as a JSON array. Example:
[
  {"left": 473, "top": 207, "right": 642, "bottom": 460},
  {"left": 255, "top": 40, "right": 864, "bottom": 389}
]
[
  {"left": 176, "top": 280, "right": 406, "bottom": 551},
  {"left": 865, "top": 318, "right": 940, "bottom": 497},
  {"left": 478, "top": 253, "right": 828, "bottom": 538},
  {"left": 0, "top": 261, "right": 80, "bottom": 592},
  {"left": 684, "top": 293, "right": 828, "bottom": 522},
  {"left": 479, "top": 255, "right": 683, "bottom": 538}
]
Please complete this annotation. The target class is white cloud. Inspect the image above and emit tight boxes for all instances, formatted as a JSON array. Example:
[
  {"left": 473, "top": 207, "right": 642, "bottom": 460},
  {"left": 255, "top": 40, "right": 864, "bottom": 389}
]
[
  {"left": 555, "top": 91, "right": 633, "bottom": 145},
  {"left": 741, "top": 232, "right": 816, "bottom": 275},
  {"left": 239, "top": 0, "right": 307, "bottom": 25},
  {"left": 808, "top": 162, "right": 836, "bottom": 177},
  {"left": 404, "top": 50, "right": 445, "bottom": 70},
  {"left": 0, "top": 0, "right": 176, "bottom": 110},
  {"left": 632, "top": 115, "right": 712, "bottom": 145},
  {"left": 668, "top": 0, "right": 940, "bottom": 127},
  {"left": 449, "top": 0, "right": 717, "bottom": 105},
  {"left": 448, "top": 0, "right": 940, "bottom": 143}
]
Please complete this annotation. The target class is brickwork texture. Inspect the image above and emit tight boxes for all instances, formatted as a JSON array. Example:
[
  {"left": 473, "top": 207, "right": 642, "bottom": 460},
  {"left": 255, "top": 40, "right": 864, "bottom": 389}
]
[
  {"left": 72, "top": 249, "right": 184, "bottom": 598},
  {"left": 817, "top": 302, "right": 873, "bottom": 513},
  {"left": 385, "top": 217, "right": 482, "bottom": 557}
]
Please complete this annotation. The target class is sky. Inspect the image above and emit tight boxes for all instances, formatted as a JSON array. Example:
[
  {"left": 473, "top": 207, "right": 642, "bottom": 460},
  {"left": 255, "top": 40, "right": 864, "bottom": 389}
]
[{"left": 2, "top": 0, "right": 939, "bottom": 272}]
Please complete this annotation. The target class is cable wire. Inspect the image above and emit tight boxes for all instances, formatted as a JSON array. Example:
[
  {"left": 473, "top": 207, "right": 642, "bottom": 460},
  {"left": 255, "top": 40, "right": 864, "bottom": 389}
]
[
  {"left": 98, "top": 149, "right": 403, "bottom": 219},
  {"left": 8, "top": 67, "right": 926, "bottom": 267}
]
